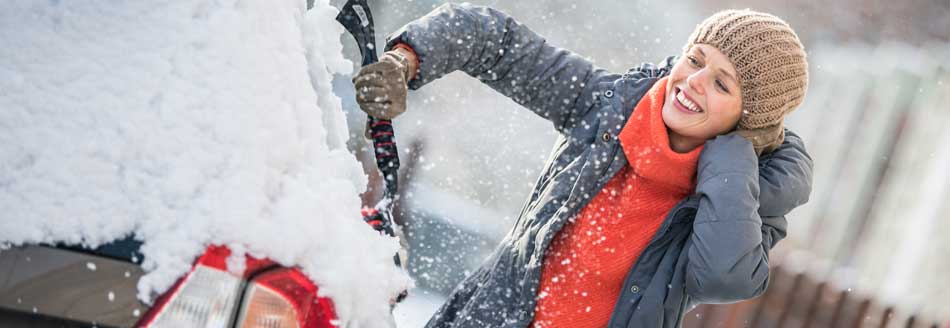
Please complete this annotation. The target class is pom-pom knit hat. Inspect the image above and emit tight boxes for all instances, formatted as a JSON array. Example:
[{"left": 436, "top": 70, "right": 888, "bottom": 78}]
[{"left": 685, "top": 9, "right": 809, "bottom": 154}]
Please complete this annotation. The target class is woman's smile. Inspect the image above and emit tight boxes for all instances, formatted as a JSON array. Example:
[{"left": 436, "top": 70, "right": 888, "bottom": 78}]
[{"left": 672, "top": 86, "right": 704, "bottom": 114}]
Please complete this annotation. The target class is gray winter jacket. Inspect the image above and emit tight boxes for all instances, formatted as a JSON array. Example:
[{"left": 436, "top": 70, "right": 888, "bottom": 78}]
[{"left": 385, "top": 3, "right": 813, "bottom": 328}]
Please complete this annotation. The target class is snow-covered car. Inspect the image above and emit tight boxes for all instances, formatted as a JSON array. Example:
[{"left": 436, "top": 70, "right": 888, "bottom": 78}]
[{"left": 0, "top": 1, "right": 410, "bottom": 327}]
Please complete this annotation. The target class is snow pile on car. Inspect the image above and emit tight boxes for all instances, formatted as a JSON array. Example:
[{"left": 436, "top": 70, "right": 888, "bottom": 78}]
[{"left": 0, "top": 0, "right": 410, "bottom": 326}]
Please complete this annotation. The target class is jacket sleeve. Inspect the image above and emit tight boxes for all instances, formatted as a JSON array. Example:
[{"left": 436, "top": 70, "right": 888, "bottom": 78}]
[
  {"left": 684, "top": 131, "right": 813, "bottom": 304},
  {"left": 384, "top": 3, "right": 612, "bottom": 134}
]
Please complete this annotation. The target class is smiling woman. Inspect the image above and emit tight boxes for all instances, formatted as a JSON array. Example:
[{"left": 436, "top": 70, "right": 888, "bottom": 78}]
[{"left": 347, "top": 3, "right": 812, "bottom": 328}]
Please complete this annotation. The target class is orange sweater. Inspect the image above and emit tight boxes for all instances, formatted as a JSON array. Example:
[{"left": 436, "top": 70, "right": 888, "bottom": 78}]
[{"left": 531, "top": 77, "right": 702, "bottom": 328}]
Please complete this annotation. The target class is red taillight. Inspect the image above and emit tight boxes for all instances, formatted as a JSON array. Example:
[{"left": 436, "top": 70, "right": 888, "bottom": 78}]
[
  {"left": 137, "top": 246, "right": 338, "bottom": 328},
  {"left": 235, "top": 268, "right": 337, "bottom": 328}
]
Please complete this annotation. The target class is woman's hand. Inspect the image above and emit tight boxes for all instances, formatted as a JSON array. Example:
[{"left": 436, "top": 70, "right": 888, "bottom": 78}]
[{"left": 351, "top": 48, "right": 416, "bottom": 120}]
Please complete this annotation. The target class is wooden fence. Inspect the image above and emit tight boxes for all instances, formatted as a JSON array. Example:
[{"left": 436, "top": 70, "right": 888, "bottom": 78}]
[{"left": 682, "top": 263, "right": 949, "bottom": 328}]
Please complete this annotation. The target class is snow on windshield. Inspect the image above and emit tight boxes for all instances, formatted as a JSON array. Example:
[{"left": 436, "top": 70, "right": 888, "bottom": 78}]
[{"left": 0, "top": 0, "right": 410, "bottom": 326}]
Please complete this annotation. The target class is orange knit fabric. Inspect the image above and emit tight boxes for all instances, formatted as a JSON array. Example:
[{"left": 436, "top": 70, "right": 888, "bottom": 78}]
[{"left": 531, "top": 77, "right": 703, "bottom": 328}]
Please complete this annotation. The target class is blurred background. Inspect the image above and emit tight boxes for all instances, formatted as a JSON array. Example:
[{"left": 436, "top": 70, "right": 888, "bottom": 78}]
[{"left": 331, "top": 0, "right": 950, "bottom": 326}]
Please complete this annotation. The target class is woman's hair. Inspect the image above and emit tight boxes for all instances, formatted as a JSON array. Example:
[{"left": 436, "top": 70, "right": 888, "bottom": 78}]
[{"left": 685, "top": 9, "right": 808, "bottom": 154}]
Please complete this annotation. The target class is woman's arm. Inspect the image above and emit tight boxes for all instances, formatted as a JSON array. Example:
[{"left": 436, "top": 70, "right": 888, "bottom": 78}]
[
  {"left": 385, "top": 3, "right": 612, "bottom": 133},
  {"left": 684, "top": 131, "right": 813, "bottom": 303}
]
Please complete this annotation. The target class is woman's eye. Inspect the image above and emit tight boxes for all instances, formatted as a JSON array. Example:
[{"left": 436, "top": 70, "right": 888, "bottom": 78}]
[
  {"left": 687, "top": 56, "right": 700, "bottom": 67},
  {"left": 716, "top": 80, "right": 729, "bottom": 93}
]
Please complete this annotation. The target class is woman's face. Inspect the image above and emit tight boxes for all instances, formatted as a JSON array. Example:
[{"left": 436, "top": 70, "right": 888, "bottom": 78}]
[{"left": 662, "top": 44, "right": 743, "bottom": 150}]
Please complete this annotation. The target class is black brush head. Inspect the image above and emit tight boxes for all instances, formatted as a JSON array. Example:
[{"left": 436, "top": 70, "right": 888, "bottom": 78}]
[{"left": 335, "top": 0, "right": 378, "bottom": 66}]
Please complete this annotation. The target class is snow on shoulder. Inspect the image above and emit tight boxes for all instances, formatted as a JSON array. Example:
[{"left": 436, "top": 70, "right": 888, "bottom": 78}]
[{"left": 0, "top": 0, "right": 410, "bottom": 326}]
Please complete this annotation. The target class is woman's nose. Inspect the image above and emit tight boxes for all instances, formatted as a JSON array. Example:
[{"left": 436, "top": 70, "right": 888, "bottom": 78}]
[{"left": 686, "top": 71, "right": 706, "bottom": 96}]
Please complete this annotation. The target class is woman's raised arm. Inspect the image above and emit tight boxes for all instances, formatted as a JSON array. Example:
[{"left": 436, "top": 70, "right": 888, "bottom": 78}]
[{"left": 385, "top": 3, "right": 613, "bottom": 133}]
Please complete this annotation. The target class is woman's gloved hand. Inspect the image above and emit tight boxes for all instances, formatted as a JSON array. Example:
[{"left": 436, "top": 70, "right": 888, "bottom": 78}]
[{"left": 352, "top": 50, "right": 413, "bottom": 120}]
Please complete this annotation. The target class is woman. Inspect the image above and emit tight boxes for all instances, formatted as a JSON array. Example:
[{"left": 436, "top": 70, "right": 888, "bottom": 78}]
[{"left": 353, "top": 4, "right": 813, "bottom": 328}]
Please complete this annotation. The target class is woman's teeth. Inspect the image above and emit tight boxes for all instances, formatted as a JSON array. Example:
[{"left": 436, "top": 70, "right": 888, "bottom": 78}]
[{"left": 676, "top": 89, "right": 702, "bottom": 113}]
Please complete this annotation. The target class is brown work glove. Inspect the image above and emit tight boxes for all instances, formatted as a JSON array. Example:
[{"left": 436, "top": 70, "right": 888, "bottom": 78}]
[{"left": 352, "top": 50, "right": 412, "bottom": 121}]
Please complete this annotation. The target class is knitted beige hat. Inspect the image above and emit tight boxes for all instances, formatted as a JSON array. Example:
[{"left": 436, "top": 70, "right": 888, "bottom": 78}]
[{"left": 685, "top": 9, "right": 808, "bottom": 154}]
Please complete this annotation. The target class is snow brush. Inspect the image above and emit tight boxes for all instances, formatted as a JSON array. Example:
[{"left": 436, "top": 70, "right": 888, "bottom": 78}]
[
  {"left": 335, "top": 0, "right": 399, "bottom": 238},
  {"left": 335, "top": 0, "right": 408, "bottom": 303}
]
